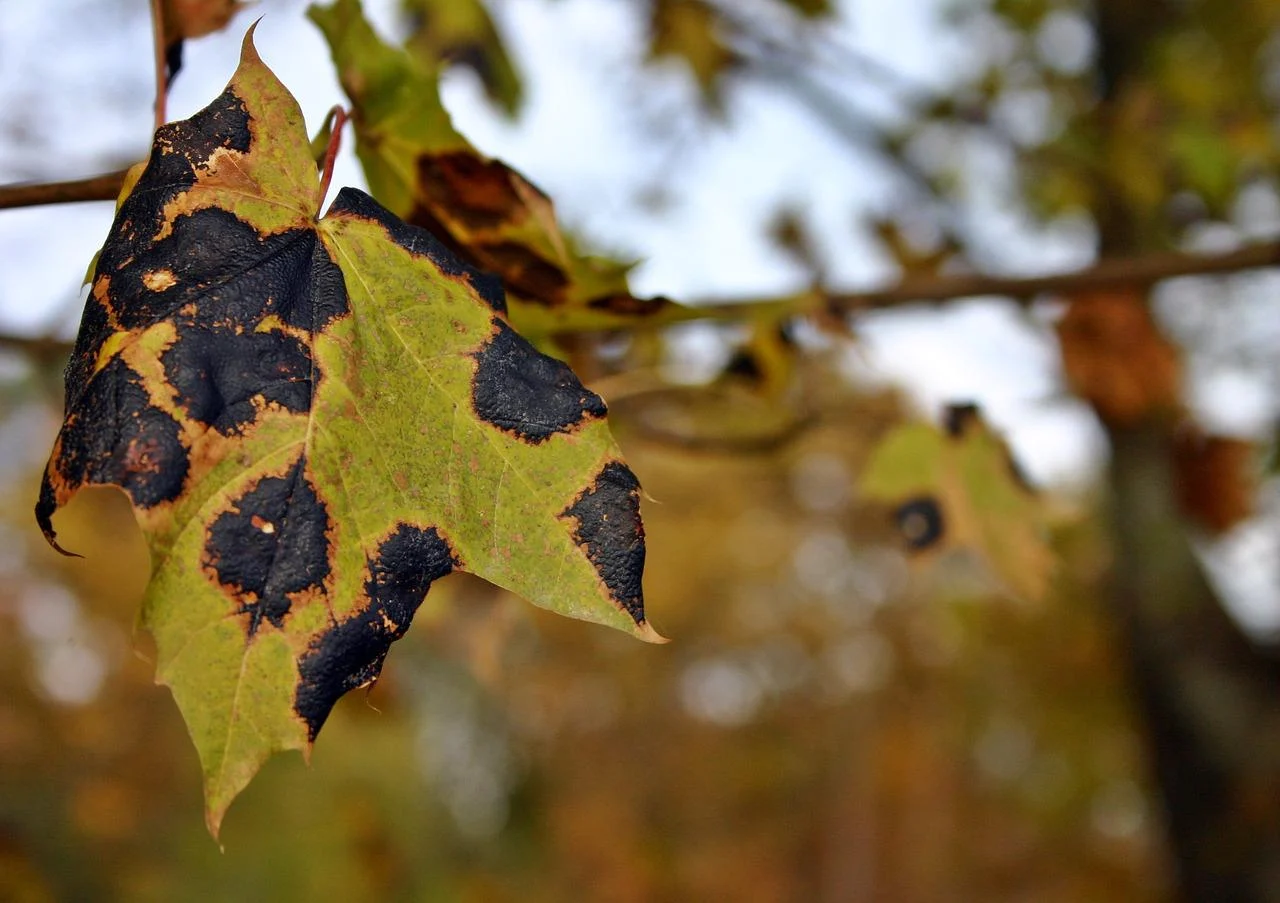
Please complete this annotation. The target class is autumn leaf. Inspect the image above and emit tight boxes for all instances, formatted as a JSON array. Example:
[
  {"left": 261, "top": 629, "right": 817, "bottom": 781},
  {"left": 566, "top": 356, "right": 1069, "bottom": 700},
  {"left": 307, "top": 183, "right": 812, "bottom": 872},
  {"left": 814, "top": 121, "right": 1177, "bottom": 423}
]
[
  {"left": 1172, "top": 427, "right": 1256, "bottom": 534},
  {"left": 309, "top": 0, "right": 684, "bottom": 336},
  {"left": 860, "top": 404, "right": 1054, "bottom": 602},
  {"left": 401, "top": 0, "right": 524, "bottom": 117},
  {"left": 1056, "top": 288, "right": 1181, "bottom": 426},
  {"left": 37, "top": 28, "right": 659, "bottom": 837}
]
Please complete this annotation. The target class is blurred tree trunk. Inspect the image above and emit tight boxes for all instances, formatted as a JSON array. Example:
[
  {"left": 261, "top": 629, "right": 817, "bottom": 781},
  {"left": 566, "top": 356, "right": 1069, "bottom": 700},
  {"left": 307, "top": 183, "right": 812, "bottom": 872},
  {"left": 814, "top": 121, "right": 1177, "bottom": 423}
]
[{"left": 1095, "top": 4, "right": 1280, "bottom": 900}]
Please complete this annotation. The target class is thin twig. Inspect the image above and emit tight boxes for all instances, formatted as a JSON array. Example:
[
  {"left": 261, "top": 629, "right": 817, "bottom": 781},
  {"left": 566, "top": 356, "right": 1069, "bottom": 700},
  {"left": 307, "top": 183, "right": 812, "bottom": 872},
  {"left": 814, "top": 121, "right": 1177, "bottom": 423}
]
[
  {"left": 150, "top": 0, "right": 168, "bottom": 129},
  {"left": 0, "top": 203, "right": 1277, "bottom": 357},
  {"left": 0, "top": 170, "right": 129, "bottom": 210},
  {"left": 666, "top": 240, "right": 1280, "bottom": 326},
  {"left": 0, "top": 332, "right": 73, "bottom": 360},
  {"left": 816, "top": 242, "right": 1280, "bottom": 313}
]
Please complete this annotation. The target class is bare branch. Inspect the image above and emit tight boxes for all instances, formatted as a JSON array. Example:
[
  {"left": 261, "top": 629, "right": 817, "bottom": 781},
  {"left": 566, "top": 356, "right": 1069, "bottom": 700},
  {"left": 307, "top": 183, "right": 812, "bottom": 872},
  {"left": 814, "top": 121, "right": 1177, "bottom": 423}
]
[
  {"left": 674, "top": 241, "right": 1280, "bottom": 324},
  {"left": 0, "top": 332, "right": 72, "bottom": 360},
  {"left": 820, "top": 242, "right": 1280, "bottom": 313},
  {"left": 0, "top": 220, "right": 1276, "bottom": 361},
  {"left": 0, "top": 171, "right": 128, "bottom": 211}
]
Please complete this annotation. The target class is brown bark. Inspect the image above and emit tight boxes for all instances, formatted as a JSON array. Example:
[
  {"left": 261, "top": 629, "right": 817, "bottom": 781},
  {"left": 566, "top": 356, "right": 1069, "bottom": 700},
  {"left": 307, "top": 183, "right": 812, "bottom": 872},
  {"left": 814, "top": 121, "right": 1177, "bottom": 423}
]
[{"left": 1092, "top": 4, "right": 1280, "bottom": 900}]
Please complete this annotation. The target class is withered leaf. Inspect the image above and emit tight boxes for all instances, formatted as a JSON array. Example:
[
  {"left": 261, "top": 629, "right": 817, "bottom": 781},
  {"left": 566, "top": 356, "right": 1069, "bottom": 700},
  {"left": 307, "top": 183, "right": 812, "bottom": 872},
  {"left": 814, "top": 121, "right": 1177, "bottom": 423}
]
[
  {"left": 310, "top": 0, "right": 686, "bottom": 336},
  {"left": 37, "top": 29, "right": 659, "bottom": 837},
  {"left": 1172, "top": 427, "right": 1256, "bottom": 535},
  {"left": 1056, "top": 288, "right": 1181, "bottom": 426}
]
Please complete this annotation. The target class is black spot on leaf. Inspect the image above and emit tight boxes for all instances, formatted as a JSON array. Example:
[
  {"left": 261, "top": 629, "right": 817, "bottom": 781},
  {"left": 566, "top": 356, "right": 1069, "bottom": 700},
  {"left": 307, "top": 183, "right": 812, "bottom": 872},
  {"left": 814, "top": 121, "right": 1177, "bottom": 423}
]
[
  {"left": 204, "top": 458, "right": 331, "bottom": 636},
  {"left": 62, "top": 296, "right": 113, "bottom": 412},
  {"left": 943, "top": 402, "right": 980, "bottom": 438},
  {"left": 88, "top": 210, "right": 350, "bottom": 435},
  {"left": 105, "top": 210, "right": 319, "bottom": 331},
  {"left": 162, "top": 327, "right": 311, "bottom": 434},
  {"left": 561, "top": 462, "right": 646, "bottom": 624},
  {"left": 41, "top": 358, "right": 188, "bottom": 519},
  {"left": 330, "top": 187, "right": 506, "bottom": 314},
  {"left": 894, "top": 496, "right": 944, "bottom": 550},
  {"left": 294, "top": 524, "right": 456, "bottom": 738},
  {"left": 64, "top": 88, "right": 259, "bottom": 395},
  {"left": 472, "top": 319, "right": 607, "bottom": 442},
  {"left": 125, "top": 89, "right": 252, "bottom": 242},
  {"left": 306, "top": 239, "right": 351, "bottom": 328},
  {"left": 172, "top": 87, "right": 253, "bottom": 158}
]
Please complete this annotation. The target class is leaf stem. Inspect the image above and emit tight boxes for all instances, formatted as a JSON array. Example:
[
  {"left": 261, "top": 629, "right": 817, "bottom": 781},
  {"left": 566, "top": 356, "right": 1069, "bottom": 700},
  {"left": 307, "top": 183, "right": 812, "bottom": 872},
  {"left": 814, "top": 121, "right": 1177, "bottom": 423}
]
[{"left": 317, "top": 106, "right": 349, "bottom": 209}]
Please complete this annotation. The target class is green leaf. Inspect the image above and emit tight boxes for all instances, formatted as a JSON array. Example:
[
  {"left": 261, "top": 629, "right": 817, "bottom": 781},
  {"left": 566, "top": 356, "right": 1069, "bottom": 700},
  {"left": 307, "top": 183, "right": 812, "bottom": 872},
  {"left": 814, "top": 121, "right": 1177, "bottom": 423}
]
[
  {"left": 309, "top": 0, "right": 686, "bottom": 336},
  {"left": 860, "top": 406, "right": 1054, "bottom": 602},
  {"left": 401, "top": 0, "right": 524, "bottom": 117},
  {"left": 647, "top": 0, "right": 738, "bottom": 107},
  {"left": 37, "top": 28, "right": 659, "bottom": 838}
]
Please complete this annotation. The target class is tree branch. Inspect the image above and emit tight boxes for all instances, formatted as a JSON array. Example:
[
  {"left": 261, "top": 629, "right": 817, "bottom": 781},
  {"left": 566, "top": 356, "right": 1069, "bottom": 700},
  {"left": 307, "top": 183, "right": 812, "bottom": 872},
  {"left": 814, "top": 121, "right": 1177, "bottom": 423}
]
[
  {"left": 692, "top": 240, "right": 1280, "bottom": 319},
  {"left": 0, "top": 170, "right": 128, "bottom": 210},
  {"left": 0, "top": 229, "right": 1276, "bottom": 359},
  {"left": 0, "top": 332, "right": 73, "bottom": 360}
]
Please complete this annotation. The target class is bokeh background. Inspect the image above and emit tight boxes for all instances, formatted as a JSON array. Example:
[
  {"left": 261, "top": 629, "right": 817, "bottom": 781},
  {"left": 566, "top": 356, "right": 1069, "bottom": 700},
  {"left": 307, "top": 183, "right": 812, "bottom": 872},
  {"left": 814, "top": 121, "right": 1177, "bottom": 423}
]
[{"left": 4, "top": 0, "right": 1280, "bottom": 900}]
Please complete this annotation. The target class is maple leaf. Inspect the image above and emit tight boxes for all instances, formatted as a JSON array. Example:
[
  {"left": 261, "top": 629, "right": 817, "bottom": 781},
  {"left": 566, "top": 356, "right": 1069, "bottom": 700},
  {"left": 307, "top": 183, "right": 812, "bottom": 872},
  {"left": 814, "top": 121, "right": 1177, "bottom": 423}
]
[
  {"left": 37, "top": 28, "right": 659, "bottom": 837},
  {"left": 860, "top": 404, "right": 1055, "bottom": 602},
  {"left": 309, "top": 0, "right": 686, "bottom": 337}
]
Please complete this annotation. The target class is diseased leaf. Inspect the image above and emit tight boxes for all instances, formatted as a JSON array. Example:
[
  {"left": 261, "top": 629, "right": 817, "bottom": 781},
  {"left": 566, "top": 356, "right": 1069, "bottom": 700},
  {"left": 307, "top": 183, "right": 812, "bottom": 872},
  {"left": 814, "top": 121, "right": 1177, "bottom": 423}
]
[
  {"left": 37, "top": 28, "right": 659, "bottom": 837},
  {"left": 861, "top": 405, "right": 1054, "bottom": 602},
  {"left": 1056, "top": 288, "right": 1181, "bottom": 426},
  {"left": 309, "top": 0, "right": 685, "bottom": 336}
]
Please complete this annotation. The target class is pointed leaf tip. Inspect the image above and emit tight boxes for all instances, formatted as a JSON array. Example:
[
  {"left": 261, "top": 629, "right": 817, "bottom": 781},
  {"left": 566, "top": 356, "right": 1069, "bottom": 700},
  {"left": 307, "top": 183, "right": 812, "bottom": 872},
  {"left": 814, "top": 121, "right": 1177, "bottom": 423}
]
[
  {"left": 241, "top": 17, "right": 264, "bottom": 56},
  {"left": 636, "top": 621, "right": 669, "bottom": 644}
]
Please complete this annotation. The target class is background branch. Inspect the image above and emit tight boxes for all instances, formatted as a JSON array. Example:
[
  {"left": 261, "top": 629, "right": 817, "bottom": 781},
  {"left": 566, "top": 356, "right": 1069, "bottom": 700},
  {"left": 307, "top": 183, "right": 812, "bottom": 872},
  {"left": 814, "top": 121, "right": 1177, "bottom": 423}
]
[
  {"left": 0, "top": 209, "right": 1277, "bottom": 356},
  {"left": 0, "top": 170, "right": 128, "bottom": 210},
  {"left": 692, "top": 240, "right": 1280, "bottom": 319}
]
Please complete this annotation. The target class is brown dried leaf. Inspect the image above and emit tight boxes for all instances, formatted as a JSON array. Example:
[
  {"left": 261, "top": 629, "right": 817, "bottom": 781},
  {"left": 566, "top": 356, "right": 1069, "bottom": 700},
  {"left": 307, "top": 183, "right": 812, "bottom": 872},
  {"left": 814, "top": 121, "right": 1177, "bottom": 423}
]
[
  {"left": 1172, "top": 428, "right": 1256, "bottom": 534},
  {"left": 1056, "top": 288, "right": 1181, "bottom": 425}
]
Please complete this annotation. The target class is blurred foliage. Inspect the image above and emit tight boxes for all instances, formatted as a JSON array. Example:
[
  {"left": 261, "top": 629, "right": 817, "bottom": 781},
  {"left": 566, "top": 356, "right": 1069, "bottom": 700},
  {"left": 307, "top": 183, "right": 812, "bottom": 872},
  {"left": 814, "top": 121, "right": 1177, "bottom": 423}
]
[
  {"left": 401, "top": 0, "right": 523, "bottom": 117},
  {"left": 859, "top": 405, "right": 1055, "bottom": 603},
  {"left": 913, "top": 0, "right": 1280, "bottom": 247},
  {"left": 311, "top": 0, "right": 683, "bottom": 338},
  {"left": 0, "top": 351, "right": 1169, "bottom": 900},
  {"left": 10, "top": 0, "right": 1280, "bottom": 897}
]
